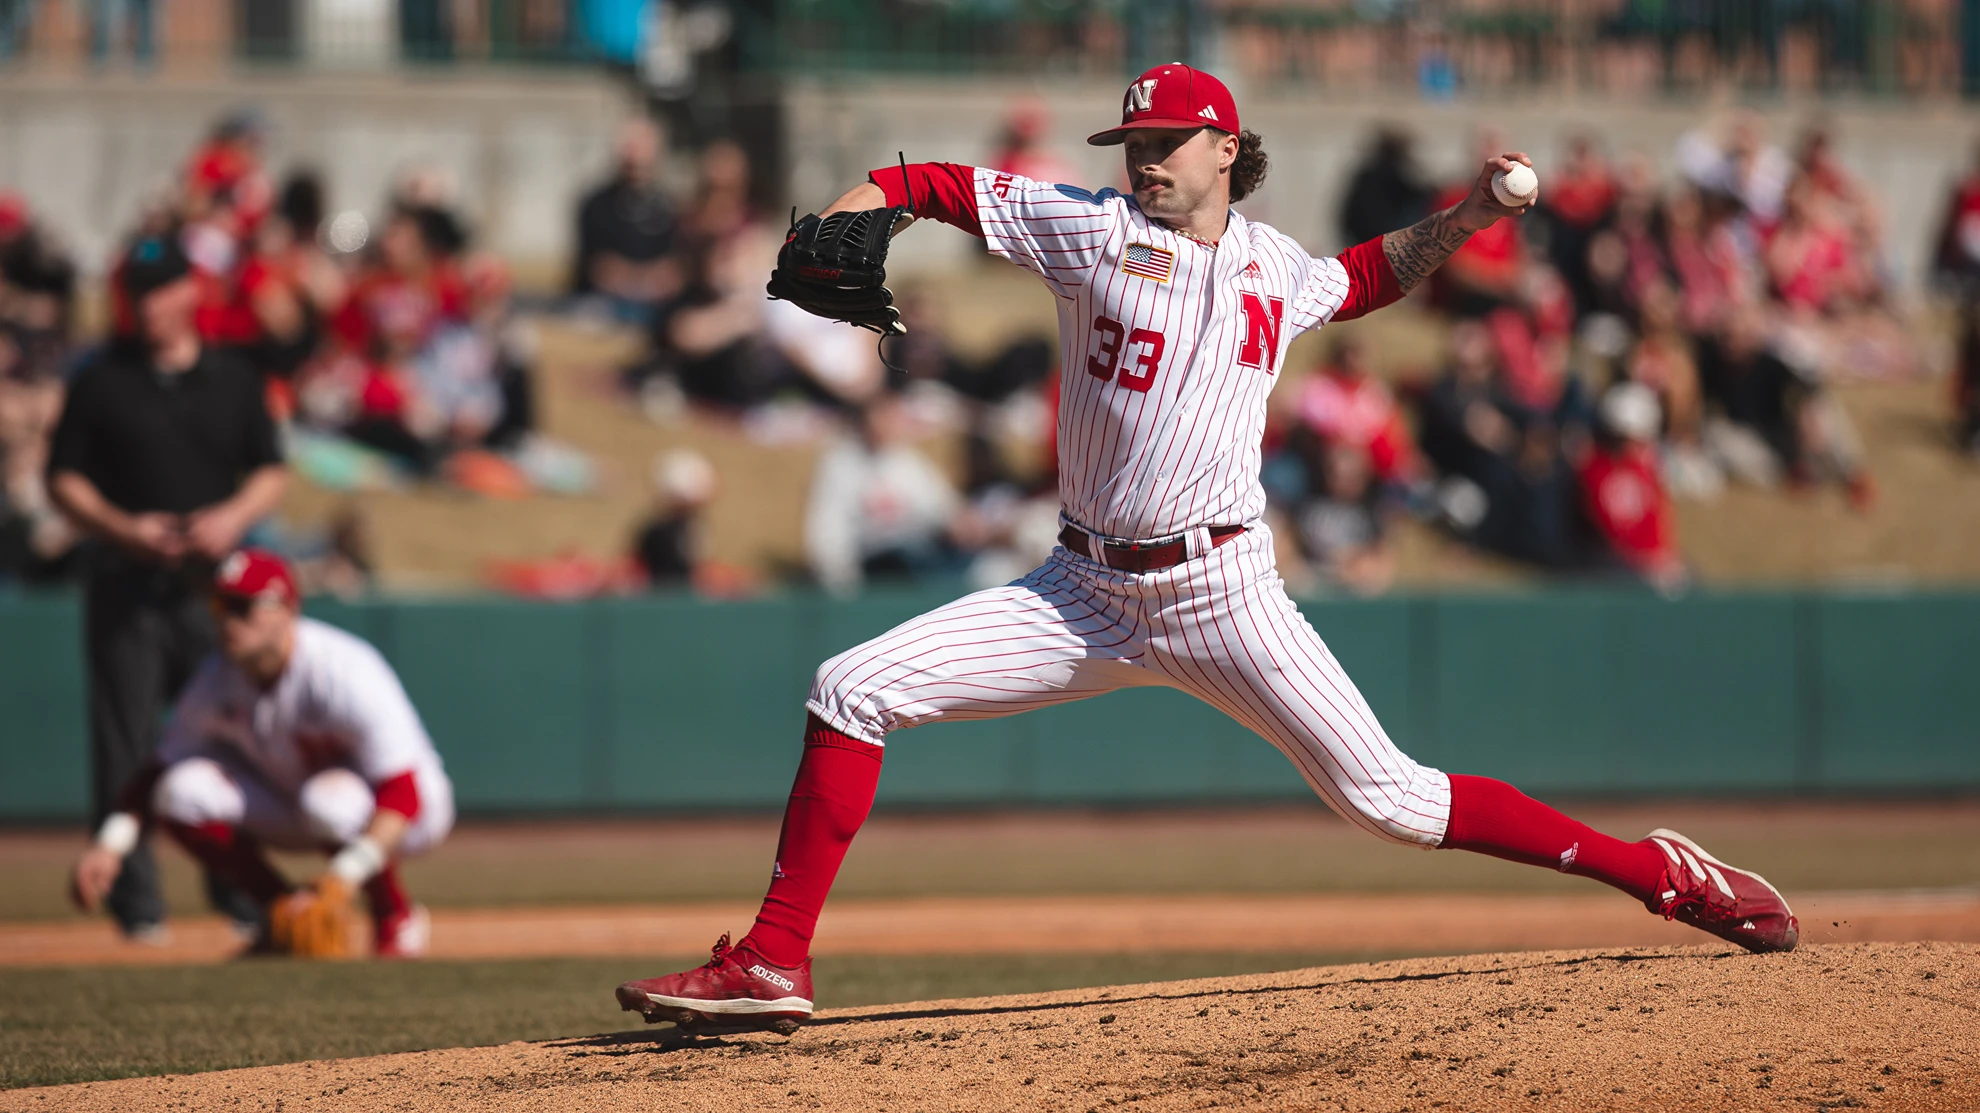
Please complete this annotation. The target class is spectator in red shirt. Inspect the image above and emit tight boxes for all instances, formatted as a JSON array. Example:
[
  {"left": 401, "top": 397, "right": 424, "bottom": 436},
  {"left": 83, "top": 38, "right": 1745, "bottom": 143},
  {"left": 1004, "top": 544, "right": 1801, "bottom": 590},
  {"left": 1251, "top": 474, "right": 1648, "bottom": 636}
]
[
  {"left": 1290, "top": 336, "right": 1419, "bottom": 486},
  {"left": 1542, "top": 133, "right": 1618, "bottom": 315},
  {"left": 1662, "top": 185, "right": 1754, "bottom": 338},
  {"left": 328, "top": 205, "right": 474, "bottom": 471},
  {"left": 334, "top": 205, "right": 470, "bottom": 361},
  {"left": 988, "top": 100, "right": 1076, "bottom": 188},
  {"left": 1429, "top": 131, "right": 1527, "bottom": 317},
  {"left": 1581, "top": 382, "right": 1684, "bottom": 592},
  {"left": 184, "top": 112, "right": 272, "bottom": 232},
  {"left": 1549, "top": 134, "right": 1619, "bottom": 232},
  {"left": 1766, "top": 179, "right": 1863, "bottom": 316},
  {"left": 181, "top": 113, "right": 276, "bottom": 352},
  {"left": 241, "top": 173, "right": 347, "bottom": 386}
]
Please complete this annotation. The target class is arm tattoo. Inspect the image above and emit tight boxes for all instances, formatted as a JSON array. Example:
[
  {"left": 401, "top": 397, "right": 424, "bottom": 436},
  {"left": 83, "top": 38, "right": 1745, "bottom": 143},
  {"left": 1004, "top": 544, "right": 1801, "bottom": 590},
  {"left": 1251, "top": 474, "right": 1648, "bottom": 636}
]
[{"left": 1381, "top": 206, "right": 1474, "bottom": 292}]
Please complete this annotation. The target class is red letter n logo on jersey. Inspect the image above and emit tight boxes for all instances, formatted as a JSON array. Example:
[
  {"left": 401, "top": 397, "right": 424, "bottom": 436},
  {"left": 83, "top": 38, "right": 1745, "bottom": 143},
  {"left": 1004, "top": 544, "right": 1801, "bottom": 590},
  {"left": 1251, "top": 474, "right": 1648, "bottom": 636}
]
[{"left": 1237, "top": 293, "right": 1284, "bottom": 373}]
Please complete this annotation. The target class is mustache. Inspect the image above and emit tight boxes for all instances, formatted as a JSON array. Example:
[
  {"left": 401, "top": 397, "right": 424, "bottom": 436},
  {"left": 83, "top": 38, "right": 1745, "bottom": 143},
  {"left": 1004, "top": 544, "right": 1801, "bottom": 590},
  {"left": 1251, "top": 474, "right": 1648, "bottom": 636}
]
[{"left": 1133, "top": 172, "right": 1174, "bottom": 189}]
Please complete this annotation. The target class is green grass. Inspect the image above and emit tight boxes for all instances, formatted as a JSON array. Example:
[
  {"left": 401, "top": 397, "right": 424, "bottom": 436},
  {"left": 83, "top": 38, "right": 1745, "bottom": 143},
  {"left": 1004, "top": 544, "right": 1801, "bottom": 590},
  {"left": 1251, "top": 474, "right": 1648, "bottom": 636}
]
[{"left": 0, "top": 950, "right": 1388, "bottom": 1090}]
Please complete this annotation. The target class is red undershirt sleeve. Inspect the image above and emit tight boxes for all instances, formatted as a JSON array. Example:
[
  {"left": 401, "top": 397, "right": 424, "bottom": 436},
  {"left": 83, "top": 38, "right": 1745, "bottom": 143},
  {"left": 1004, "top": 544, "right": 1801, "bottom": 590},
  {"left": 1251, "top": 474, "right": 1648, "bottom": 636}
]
[
  {"left": 867, "top": 162, "right": 983, "bottom": 238},
  {"left": 1331, "top": 236, "right": 1406, "bottom": 322},
  {"left": 373, "top": 771, "right": 420, "bottom": 821}
]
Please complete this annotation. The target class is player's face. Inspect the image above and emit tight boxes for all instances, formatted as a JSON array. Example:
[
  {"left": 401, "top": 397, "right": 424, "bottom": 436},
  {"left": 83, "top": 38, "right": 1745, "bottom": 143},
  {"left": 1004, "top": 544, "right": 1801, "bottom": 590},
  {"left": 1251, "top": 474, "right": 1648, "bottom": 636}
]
[
  {"left": 1122, "top": 127, "right": 1234, "bottom": 217},
  {"left": 212, "top": 593, "right": 296, "bottom": 670}
]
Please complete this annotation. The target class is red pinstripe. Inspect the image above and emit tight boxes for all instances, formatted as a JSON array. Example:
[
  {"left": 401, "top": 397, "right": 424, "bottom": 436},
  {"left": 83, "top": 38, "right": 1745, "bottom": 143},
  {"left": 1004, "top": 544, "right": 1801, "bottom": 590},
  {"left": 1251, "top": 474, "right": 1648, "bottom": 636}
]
[
  {"left": 969, "top": 169, "right": 1353, "bottom": 538},
  {"left": 1205, "top": 536, "right": 1403, "bottom": 832},
  {"left": 803, "top": 167, "right": 1448, "bottom": 845},
  {"left": 806, "top": 529, "right": 1450, "bottom": 846}
]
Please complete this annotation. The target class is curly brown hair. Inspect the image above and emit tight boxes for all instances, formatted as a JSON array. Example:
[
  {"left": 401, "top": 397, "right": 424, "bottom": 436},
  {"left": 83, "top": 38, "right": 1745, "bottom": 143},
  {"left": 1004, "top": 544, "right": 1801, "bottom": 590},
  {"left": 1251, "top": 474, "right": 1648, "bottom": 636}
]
[{"left": 1227, "top": 128, "right": 1268, "bottom": 203}]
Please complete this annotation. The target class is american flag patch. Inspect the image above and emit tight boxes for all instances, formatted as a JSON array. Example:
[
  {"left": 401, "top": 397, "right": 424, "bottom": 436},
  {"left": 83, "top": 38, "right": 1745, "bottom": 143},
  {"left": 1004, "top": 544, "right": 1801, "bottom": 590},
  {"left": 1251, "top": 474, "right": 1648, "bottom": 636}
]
[{"left": 1120, "top": 242, "right": 1175, "bottom": 283}]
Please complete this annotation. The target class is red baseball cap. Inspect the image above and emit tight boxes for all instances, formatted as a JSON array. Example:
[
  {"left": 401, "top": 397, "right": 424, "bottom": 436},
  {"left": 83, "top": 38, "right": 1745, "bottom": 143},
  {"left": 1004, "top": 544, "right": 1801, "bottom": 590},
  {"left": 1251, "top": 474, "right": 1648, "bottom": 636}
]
[
  {"left": 214, "top": 549, "right": 300, "bottom": 607},
  {"left": 1087, "top": 62, "right": 1240, "bottom": 146},
  {"left": 0, "top": 193, "right": 25, "bottom": 239}
]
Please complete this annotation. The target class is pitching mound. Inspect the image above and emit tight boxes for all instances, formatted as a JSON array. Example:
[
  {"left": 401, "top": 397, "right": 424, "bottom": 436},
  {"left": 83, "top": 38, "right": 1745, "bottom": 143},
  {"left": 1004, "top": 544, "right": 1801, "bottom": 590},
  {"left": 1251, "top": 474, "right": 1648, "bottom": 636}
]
[{"left": 17, "top": 942, "right": 1975, "bottom": 1112}]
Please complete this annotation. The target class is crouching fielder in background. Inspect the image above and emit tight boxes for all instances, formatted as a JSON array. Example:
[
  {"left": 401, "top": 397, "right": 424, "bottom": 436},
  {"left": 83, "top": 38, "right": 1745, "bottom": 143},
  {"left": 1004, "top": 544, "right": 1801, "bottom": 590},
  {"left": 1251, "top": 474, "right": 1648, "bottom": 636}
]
[{"left": 70, "top": 550, "right": 454, "bottom": 957}]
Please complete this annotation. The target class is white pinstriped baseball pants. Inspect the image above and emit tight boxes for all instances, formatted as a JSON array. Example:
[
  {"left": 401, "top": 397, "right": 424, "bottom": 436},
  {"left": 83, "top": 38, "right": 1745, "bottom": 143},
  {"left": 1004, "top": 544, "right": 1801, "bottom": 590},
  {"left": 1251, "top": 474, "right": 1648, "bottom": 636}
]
[{"left": 807, "top": 523, "right": 1453, "bottom": 846}]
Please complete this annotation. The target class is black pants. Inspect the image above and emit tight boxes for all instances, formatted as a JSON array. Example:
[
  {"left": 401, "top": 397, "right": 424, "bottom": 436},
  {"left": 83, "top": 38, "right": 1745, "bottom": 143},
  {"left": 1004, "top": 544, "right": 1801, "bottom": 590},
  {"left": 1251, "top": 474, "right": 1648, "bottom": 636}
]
[{"left": 84, "top": 560, "right": 255, "bottom": 930}]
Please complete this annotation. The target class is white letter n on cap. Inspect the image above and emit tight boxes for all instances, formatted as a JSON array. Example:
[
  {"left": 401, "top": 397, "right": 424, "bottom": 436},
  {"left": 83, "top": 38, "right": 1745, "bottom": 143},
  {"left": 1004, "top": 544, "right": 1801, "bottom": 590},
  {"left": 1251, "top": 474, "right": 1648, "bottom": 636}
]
[{"left": 1126, "top": 79, "right": 1156, "bottom": 113}]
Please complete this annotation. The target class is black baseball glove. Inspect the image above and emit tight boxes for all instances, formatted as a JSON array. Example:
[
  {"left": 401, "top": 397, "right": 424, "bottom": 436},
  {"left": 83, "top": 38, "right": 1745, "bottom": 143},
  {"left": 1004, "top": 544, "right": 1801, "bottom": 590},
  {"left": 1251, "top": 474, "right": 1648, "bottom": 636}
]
[{"left": 766, "top": 207, "right": 911, "bottom": 336}]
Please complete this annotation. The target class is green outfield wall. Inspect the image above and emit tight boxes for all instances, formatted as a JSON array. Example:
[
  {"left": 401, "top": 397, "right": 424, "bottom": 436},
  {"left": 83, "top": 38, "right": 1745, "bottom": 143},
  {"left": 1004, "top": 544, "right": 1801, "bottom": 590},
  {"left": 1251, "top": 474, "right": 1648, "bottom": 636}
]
[{"left": 2, "top": 588, "right": 1976, "bottom": 821}]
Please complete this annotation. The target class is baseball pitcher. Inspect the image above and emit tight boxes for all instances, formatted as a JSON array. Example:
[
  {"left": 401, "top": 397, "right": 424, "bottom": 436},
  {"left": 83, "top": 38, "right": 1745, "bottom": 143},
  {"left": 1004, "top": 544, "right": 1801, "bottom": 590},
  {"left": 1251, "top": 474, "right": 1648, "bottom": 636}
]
[{"left": 618, "top": 64, "right": 1797, "bottom": 1032}]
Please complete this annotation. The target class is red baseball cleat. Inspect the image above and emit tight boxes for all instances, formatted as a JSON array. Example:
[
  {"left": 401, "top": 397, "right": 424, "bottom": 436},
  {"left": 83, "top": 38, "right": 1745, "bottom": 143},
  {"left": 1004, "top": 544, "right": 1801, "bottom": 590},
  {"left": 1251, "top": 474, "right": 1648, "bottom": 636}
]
[
  {"left": 374, "top": 904, "right": 430, "bottom": 958},
  {"left": 1645, "top": 829, "right": 1799, "bottom": 954},
  {"left": 616, "top": 933, "right": 812, "bottom": 1034}
]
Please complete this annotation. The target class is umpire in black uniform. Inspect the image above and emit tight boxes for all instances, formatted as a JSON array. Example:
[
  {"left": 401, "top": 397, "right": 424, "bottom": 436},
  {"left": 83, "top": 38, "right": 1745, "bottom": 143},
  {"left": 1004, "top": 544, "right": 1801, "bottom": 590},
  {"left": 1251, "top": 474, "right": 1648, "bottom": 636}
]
[{"left": 46, "top": 234, "right": 288, "bottom": 939}]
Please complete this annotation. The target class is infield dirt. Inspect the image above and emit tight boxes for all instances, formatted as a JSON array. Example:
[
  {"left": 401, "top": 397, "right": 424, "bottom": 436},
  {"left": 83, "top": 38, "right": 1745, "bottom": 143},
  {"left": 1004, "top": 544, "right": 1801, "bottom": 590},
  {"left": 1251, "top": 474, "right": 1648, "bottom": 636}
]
[{"left": 13, "top": 941, "right": 1975, "bottom": 1112}]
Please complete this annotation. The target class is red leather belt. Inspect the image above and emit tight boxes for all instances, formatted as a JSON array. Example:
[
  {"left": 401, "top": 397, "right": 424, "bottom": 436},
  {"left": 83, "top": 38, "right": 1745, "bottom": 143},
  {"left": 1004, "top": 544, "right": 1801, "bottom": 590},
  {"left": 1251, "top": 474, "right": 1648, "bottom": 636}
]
[{"left": 1058, "top": 523, "right": 1246, "bottom": 574}]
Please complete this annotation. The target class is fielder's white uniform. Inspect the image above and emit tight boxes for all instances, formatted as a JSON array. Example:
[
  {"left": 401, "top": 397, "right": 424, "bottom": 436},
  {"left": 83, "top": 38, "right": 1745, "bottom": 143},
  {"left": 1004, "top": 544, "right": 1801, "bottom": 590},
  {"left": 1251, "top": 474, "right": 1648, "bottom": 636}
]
[
  {"left": 809, "top": 165, "right": 1451, "bottom": 846},
  {"left": 151, "top": 617, "right": 456, "bottom": 855}
]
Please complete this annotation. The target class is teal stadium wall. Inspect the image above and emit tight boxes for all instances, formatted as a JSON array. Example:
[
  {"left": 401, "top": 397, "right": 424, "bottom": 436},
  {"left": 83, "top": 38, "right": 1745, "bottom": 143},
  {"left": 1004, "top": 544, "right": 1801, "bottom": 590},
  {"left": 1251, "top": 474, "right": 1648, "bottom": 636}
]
[{"left": 3, "top": 589, "right": 1977, "bottom": 821}]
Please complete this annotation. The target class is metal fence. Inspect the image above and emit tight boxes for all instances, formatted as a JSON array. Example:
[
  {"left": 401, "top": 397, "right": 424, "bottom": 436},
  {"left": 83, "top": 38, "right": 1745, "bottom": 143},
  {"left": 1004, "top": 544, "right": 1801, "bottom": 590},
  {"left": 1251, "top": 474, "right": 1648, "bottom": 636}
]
[
  {"left": 0, "top": 0, "right": 1970, "bottom": 97},
  {"left": 240, "top": 0, "right": 591, "bottom": 65},
  {"left": 0, "top": 0, "right": 600, "bottom": 71},
  {"left": 744, "top": 0, "right": 1970, "bottom": 98}
]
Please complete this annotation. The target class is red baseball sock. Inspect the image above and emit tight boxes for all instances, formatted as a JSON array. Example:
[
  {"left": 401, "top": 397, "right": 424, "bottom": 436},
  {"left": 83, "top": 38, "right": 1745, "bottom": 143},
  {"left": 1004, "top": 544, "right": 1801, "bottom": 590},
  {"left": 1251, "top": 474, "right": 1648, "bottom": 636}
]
[
  {"left": 364, "top": 863, "right": 413, "bottom": 924},
  {"left": 161, "top": 821, "right": 290, "bottom": 904},
  {"left": 1439, "top": 774, "right": 1667, "bottom": 904},
  {"left": 739, "top": 714, "right": 883, "bottom": 968}
]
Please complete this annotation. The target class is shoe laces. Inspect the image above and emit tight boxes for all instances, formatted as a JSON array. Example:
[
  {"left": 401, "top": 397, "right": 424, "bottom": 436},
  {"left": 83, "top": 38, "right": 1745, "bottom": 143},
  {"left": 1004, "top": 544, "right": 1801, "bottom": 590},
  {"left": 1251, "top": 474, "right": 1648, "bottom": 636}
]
[
  {"left": 705, "top": 932, "right": 734, "bottom": 968},
  {"left": 1654, "top": 863, "right": 1740, "bottom": 923}
]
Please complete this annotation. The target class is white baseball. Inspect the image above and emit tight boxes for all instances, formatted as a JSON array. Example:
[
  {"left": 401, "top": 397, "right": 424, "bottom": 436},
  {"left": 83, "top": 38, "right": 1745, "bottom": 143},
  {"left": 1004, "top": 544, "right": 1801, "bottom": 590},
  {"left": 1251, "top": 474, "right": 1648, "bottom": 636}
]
[{"left": 1491, "top": 162, "right": 1539, "bottom": 208}]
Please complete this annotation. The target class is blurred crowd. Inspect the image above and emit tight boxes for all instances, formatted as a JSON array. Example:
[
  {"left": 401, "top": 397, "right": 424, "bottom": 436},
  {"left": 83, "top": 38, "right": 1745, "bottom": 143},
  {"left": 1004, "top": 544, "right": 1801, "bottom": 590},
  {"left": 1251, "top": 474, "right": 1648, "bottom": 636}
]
[
  {"left": 1264, "top": 112, "right": 1933, "bottom": 595},
  {"left": 582, "top": 114, "right": 1065, "bottom": 596},
  {"left": 605, "top": 106, "right": 1953, "bottom": 601},
  {"left": 5, "top": 104, "right": 1974, "bottom": 597},
  {"left": 0, "top": 110, "right": 607, "bottom": 590},
  {"left": 0, "top": 191, "right": 78, "bottom": 584},
  {"left": 1936, "top": 141, "right": 1980, "bottom": 457}
]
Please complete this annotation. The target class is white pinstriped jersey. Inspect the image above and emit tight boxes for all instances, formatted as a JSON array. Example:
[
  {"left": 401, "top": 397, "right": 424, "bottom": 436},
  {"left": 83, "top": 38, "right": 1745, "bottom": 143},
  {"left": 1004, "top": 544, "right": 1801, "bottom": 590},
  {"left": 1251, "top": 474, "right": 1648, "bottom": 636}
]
[
  {"left": 972, "top": 168, "right": 1354, "bottom": 540},
  {"left": 819, "top": 161, "right": 1447, "bottom": 845}
]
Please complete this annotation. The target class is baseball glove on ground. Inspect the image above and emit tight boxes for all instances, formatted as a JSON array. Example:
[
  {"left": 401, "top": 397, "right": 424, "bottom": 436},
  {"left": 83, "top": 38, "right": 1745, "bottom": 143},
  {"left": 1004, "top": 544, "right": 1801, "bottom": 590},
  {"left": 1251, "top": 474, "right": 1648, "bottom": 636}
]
[
  {"left": 268, "top": 876, "right": 360, "bottom": 958},
  {"left": 766, "top": 207, "right": 911, "bottom": 336}
]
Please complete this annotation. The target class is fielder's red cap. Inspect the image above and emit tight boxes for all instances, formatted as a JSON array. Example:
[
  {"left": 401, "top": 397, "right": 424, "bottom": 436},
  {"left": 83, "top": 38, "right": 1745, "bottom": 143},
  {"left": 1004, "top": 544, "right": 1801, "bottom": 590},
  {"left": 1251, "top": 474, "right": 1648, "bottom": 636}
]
[
  {"left": 214, "top": 549, "right": 299, "bottom": 607},
  {"left": 1087, "top": 62, "right": 1240, "bottom": 146}
]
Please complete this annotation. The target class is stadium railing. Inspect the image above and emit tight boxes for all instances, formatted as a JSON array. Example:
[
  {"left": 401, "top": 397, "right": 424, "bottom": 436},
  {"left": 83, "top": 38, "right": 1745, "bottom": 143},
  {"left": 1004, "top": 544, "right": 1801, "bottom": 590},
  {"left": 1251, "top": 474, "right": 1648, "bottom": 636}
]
[{"left": 0, "top": 0, "right": 1965, "bottom": 100}]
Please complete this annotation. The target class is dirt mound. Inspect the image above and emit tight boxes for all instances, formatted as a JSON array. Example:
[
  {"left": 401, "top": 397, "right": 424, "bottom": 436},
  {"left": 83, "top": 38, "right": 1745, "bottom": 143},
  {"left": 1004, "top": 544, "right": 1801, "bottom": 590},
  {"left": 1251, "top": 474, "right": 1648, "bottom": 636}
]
[{"left": 16, "top": 942, "right": 1974, "bottom": 1112}]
